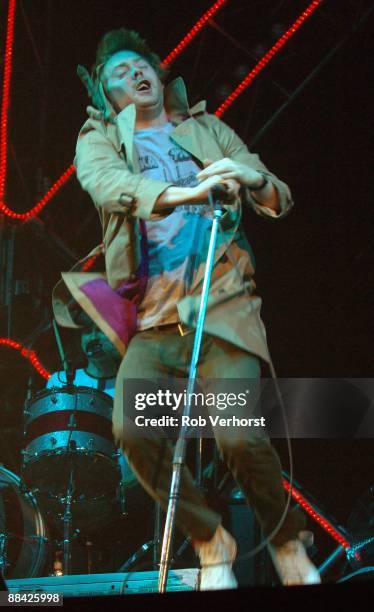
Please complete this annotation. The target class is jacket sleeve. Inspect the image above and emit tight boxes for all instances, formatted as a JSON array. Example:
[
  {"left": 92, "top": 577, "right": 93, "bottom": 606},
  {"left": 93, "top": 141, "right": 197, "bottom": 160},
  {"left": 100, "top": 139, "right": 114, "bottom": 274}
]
[
  {"left": 75, "top": 121, "right": 173, "bottom": 220},
  {"left": 209, "top": 114, "right": 294, "bottom": 220}
]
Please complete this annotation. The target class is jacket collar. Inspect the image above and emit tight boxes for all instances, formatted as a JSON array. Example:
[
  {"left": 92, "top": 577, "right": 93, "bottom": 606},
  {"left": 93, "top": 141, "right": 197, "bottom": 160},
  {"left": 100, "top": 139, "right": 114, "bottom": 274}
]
[{"left": 163, "top": 77, "right": 207, "bottom": 120}]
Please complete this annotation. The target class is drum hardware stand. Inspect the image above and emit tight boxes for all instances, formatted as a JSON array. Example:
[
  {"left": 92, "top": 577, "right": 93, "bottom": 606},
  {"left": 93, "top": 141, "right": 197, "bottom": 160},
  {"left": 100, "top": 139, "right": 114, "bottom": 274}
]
[
  {"left": 114, "top": 450, "right": 128, "bottom": 516},
  {"left": 153, "top": 502, "right": 161, "bottom": 570},
  {"left": 86, "top": 540, "right": 93, "bottom": 575},
  {"left": 158, "top": 186, "right": 227, "bottom": 593},
  {"left": 62, "top": 458, "right": 75, "bottom": 575},
  {"left": 118, "top": 539, "right": 155, "bottom": 572},
  {"left": 118, "top": 479, "right": 127, "bottom": 515},
  {"left": 0, "top": 534, "right": 9, "bottom": 575},
  {"left": 19, "top": 375, "right": 34, "bottom": 494},
  {"left": 117, "top": 501, "right": 162, "bottom": 573},
  {"left": 59, "top": 368, "right": 80, "bottom": 574},
  {"left": 61, "top": 405, "right": 78, "bottom": 576}
]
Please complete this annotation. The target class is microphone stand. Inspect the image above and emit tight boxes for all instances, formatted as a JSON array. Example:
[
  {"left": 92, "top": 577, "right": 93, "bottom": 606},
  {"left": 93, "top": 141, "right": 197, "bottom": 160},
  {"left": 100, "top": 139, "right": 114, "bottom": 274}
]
[
  {"left": 52, "top": 319, "right": 75, "bottom": 385},
  {"left": 158, "top": 186, "right": 226, "bottom": 593}
]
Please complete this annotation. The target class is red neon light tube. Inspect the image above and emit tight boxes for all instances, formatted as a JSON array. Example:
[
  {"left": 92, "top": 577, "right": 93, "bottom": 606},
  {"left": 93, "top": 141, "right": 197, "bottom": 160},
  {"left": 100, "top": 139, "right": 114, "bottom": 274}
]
[
  {"left": 0, "top": 0, "right": 16, "bottom": 202},
  {"left": 162, "top": 0, "right": 229, "bottom": 67},
  {"left": 0, "top": 165, "right": 76, "bottom": 221},
  {"left": 0, "top": 338, "right": 50, "bottom": 380},
  {"left": 283, "top": 478, "right": 351, "bottom": 550},
  {"left": 1, "top": 1, "right": 230, "bottom": 220},
  {"left": 0, "top": 1, "right": 323, "bottom": 219}
]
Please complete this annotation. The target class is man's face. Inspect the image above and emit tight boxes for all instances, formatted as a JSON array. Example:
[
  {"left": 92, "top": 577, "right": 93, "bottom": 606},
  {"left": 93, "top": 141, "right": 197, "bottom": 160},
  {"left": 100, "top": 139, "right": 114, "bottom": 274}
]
[
  {"left": 81, "top": 324, "right": 120, "bottom": 365},
  {"left": 102, "top": 50, "right": 164, "bottom": 112}
]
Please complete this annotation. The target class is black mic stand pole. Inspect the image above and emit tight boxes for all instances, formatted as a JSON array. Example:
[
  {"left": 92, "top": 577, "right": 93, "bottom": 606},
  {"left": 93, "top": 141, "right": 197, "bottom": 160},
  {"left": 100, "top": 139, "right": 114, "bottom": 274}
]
[
  {"left": 52, "top": 319, "right": 75, "bottom": 385},
  {"left": 158, "top": 186, "right": 226, "bottom": 593}
]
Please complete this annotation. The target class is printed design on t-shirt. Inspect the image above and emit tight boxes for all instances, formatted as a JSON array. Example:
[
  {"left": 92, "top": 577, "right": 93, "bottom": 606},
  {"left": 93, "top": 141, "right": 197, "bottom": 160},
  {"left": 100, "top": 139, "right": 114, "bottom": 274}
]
[
  {"left": 138, "top": 154, "right": 159, "bottom": 172},
  {"left": 174, "top": 172, "right": 199, "bottom": 188},
  {"left": 167, "top": 145, "right": 198, "bottom": 185},
  {"left": 168, "top": 147, "right": 191, "bottom": 163},
  {"left": 178, "top": 202, "right": 210, "bottom": 215}
]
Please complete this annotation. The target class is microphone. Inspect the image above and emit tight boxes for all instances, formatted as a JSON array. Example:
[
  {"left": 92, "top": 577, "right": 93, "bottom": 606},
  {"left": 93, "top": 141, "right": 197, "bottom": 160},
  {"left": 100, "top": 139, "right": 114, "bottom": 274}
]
[
  {"left": 66, "top": 361, "right": 76, "bottom": 386},
  {"left": 210, "top": 183, "right": 231, "bottom": 203}
]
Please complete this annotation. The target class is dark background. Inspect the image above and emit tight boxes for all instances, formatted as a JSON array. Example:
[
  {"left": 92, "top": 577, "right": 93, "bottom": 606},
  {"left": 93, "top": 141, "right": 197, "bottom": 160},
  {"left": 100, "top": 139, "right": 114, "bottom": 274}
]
[{"left": 0, "top": 0, "right": 373, "bottom": 578}]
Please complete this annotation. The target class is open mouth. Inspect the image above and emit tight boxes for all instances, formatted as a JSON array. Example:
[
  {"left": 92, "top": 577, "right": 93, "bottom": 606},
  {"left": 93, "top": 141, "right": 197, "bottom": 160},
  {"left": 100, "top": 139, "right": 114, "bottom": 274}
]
[
  {"left": 135, "top": 79, "right": 152, "bottom": 92},
  {"left": 86, "top": 341, "right": 103, "bottom": 357}
]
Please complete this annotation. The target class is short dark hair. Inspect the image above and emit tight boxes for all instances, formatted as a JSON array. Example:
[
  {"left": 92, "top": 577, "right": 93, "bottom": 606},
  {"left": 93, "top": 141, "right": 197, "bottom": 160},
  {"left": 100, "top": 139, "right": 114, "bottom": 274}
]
[{"left": 92, "top": 28, "right": 168, "bottom": 84}]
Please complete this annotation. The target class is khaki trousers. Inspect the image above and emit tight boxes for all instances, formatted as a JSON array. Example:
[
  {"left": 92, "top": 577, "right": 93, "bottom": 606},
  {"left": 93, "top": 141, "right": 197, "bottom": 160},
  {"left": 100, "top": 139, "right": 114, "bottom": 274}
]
[{"left": 112, "top": 326, "right": 305, "bottom": 545}]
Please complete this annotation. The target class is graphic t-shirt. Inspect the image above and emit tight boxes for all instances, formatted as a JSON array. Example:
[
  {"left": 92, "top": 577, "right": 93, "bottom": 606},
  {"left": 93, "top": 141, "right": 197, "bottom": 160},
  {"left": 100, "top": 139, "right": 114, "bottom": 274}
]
[{"left": 134, "top": 122, "right": 214, "bottom": 329}]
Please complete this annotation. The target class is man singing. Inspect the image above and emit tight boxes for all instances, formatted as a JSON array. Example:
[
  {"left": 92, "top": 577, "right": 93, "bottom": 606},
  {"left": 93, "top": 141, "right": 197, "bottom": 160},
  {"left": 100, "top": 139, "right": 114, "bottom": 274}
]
[{"left": 73, "top": 28, "right": 320, "bottom": 589}]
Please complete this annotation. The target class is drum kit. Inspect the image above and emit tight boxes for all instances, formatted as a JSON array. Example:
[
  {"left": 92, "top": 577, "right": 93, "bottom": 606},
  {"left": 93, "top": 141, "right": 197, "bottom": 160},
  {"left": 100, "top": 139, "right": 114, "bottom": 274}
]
[
  {"left": 0, "top": 385, "right": 145, "bottom": 580},
  {"left": 2, "top": 378, "right": 372, "bottom": 584}
]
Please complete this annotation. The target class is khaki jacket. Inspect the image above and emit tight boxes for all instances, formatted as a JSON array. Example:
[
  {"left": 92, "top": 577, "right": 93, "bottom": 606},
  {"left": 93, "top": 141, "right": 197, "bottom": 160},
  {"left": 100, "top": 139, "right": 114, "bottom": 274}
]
[{"left": 53, "top": 78, "right": 293, "bottom": 363}]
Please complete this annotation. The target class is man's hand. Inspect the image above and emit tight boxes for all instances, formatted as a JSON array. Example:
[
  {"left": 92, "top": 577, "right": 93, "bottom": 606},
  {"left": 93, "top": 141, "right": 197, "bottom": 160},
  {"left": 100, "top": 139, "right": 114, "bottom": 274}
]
[
  {"left": 197, "top": 158, "right": 280, "bottom": 213},
  {"left": 219, "top": 178, "right": 241, "bottom": 202},
  {"left": 189, "top": 174, "right": 229, "bottom": 202},
  {"left": 195, "top": 159, "right": 241, "bottom": 203},
  {"left": 155, "top": 174, "right": 227, "bottom": 211},
  {"left": 197, "top": 158, "right": 264, "bottom": 189}
]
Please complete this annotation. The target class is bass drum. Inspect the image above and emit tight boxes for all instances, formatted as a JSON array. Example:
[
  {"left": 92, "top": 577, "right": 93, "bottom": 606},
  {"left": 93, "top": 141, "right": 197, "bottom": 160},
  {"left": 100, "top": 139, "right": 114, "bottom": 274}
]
[{"left": 0, "top": 467, "right": 48, "bottom": 578}]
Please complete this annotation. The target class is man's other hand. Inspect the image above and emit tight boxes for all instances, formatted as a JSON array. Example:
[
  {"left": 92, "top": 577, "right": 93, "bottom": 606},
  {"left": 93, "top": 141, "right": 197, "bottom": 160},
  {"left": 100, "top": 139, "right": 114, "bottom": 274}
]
[
  {"left": 197, "top": 157, "right": 263, "bottom": 189},
  {"left": 221, "top": 178, "right": 240, "bottom": 202}
]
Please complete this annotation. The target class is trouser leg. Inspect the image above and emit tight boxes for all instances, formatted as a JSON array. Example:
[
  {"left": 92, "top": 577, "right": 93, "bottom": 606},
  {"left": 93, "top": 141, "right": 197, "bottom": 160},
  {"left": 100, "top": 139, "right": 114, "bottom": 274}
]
[
  {"left": 199, "top": 335, "right": 306, "bottom": 546},
  {"left": 112, "top": 329, "right": 221, "bottom": 541},
  {"left": 215, "top": 436, "right": 304, "bottom": 545}
]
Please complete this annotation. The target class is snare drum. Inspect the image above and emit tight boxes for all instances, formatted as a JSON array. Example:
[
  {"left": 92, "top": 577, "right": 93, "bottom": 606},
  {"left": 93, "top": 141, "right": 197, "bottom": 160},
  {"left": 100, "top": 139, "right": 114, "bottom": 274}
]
[
  {"left": 0, "top": 467, "right": 48, "bottom": 578},
  {"left": 22, "top": 387, "right": 120, "bottom": 499}
]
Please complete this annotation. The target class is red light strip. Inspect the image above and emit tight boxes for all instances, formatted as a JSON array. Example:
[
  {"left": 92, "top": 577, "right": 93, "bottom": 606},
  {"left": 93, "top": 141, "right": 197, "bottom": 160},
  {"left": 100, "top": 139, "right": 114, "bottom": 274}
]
[
  {"left": 282, "top": 478, "right": 351, "bottom": 549},
  {"left": 82, "top": 254, "right": 101, "bottom": 272},
  {"left": 0, "top": 0, "right": 323, "bottom": 219},
  {"left": 0, "top": 165, "right": 75, "bottom": 220},
  {"left": 0, "top": 337, "right": 51, "bottom": 380},
  {"left": 215, "top": 0, "right": 323, "bottom": 117},
  {"left": 81, "top": 244, "right": 104, "bottom": 271},
  {"left": 0, "top": 0, "right": 16, "bottom": 202},
  {"left": 0, "top": 1, "right": 229, "bottom": 220},
  {"left": 0, "top": 0, "right": 74, "bottom": 220},
  {"left": 161, "top": 0, "right": 228, "bottom": 67}
]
